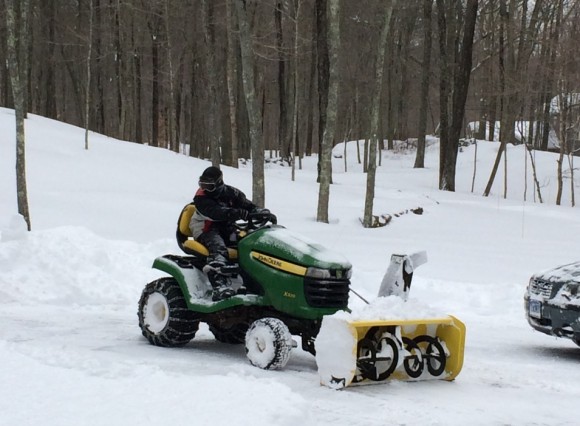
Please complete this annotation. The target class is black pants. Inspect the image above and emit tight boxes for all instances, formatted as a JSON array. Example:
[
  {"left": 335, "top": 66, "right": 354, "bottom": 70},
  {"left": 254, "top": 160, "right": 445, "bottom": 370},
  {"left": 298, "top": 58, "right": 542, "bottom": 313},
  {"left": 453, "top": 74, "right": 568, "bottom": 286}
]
[{"left": 197, "top": 227, "right": 231, "bottom": 265}]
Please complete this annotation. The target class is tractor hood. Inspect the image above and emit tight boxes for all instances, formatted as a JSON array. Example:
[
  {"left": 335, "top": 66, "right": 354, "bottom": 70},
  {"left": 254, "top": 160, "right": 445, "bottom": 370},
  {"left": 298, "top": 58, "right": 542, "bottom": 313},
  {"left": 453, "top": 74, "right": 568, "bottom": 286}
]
[{"left": 239, "top": 226, "right": 352, "bottom": 271}]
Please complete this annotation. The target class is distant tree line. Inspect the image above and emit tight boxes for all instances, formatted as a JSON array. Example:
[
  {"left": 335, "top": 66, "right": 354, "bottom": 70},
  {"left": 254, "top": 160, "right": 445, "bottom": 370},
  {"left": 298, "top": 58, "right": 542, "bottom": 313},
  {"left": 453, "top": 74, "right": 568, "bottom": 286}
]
[{"left": 3, "top": 0, "right": 578, "bottom": 229}]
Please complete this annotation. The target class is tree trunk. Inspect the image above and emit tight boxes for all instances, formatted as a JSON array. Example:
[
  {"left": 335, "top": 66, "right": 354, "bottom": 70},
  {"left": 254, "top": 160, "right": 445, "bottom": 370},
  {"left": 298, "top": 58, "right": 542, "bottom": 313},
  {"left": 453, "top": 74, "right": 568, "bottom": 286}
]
[
  {"left": 148, "top": 6, "right": 161, "bottom": 147},
  {"left": 414, "top": 0, "right": 432, "bottom": 169},
  {"left": 94, "top": 0, "right": 105, "bottom": 134},
  {"left": 556, "top": 92, "right": 566, "bottom": 206},
  {"left": 567, "top": 146, "right": 575, "bottom": 207},
  {"left": 202, "top": 0, "right": 222, "bottom": 165},
  {"left": 436, "top": 0, "right": 479, "bottom": 191},
  {"left": 114, "top": 0, "right": 125, "bottom": 140},
  {"left": 316, "top": 0, "right": 340, "bottom": 223},
  {"left": 164, "top": 0, "right": 178, "bottom": 153},
  {"left": 5, "top": 0, "right": 31, "bottom": 230},
  {"left": 226, "top": 1, "right": 239, "bottom": 168},
  {"left": 305, "top": 6, "right": 317, "bottom": 157},
  {"left": 275, "top": 2, "right": 289, "bottom": 161},
  {"left": 316, "top": 0, "right": 329, "bottom": 181},
  {"left": 291, "top": 0, "right": 302, "bottom": 181},
  {"left": 84, "top": 0, "right": 94, "bottom": 150},
  {"left": 235, "top": 0, "right": 265, "bottom": 207},
  {"left": 483, "top": 0, "right": 508, "bottom": 196},
  {"left": 363, "top": 1, "right": 394, "bottom": 228}
]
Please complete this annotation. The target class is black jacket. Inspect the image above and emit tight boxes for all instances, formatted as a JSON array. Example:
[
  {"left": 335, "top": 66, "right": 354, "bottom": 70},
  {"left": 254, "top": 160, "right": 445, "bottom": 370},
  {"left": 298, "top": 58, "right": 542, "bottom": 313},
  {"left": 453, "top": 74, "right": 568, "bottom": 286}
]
[{"left": 189, "top": 184, "right": 256, "bottom": 237}]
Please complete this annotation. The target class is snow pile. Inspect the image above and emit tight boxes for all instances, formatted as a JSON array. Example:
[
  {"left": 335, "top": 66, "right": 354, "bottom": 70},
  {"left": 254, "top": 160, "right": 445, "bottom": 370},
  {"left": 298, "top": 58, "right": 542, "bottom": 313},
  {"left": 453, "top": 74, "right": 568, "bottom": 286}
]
[
  {"left": 0, "top": 226, "right": 156, "bottom": 306},
  {"left": 315, "top": 315, "right": 358, "bottom": 389},
  {"left": 1, "top": 214, "right": 28, "bottom": 242},
  {"left": 348, "top": 295, "right": 448, "bottom": 321}
]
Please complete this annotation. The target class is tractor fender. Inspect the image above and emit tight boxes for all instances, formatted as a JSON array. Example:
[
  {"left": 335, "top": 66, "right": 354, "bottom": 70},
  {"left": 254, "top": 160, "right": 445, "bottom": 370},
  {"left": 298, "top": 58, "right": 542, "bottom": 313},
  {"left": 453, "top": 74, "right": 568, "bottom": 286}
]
[{"left": 152, "top": 255, "right": 212, "bottom": 302}]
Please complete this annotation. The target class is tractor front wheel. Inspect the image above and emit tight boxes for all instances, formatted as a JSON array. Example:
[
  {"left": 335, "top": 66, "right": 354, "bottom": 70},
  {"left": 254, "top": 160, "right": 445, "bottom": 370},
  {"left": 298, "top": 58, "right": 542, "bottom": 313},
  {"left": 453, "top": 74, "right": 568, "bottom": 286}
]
[{"left": 245, "top": 318, "right": 293, "bottom": 370}]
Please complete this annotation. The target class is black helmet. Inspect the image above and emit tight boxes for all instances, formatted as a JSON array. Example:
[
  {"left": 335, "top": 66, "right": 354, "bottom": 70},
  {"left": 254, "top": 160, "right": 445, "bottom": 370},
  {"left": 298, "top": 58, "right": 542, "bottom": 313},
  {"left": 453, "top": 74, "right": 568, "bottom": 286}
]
[{"left": 199, "top": 166, "right": 224, "bottom": 192}]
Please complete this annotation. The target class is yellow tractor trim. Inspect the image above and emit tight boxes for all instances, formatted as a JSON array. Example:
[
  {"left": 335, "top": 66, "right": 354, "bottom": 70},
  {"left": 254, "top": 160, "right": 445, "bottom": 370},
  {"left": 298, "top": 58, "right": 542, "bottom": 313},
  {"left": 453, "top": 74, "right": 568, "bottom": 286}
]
[
  {"left": 251, "top": 251, "right": 307, "bottom": 276},
  {"left": 316, "top": 315, "right": 466, "bottom": 389}
]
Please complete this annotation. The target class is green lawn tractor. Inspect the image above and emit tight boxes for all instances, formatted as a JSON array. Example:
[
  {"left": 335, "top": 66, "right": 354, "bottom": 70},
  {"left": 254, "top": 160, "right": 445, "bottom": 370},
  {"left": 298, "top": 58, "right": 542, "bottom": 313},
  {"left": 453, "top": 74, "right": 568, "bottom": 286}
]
[{"left": 138, "top": 204, "right": 466, "bottom": 388}]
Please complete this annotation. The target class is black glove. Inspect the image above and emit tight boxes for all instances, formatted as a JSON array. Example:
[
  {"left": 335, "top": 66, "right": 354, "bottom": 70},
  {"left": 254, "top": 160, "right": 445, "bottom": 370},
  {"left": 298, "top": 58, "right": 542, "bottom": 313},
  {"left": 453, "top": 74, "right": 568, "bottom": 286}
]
[
  {"left": 236, "top": 209, "right": 249, "bottom": 220},
  {"left": 254, "top": 208, "right": 270, "bottom": 215}
]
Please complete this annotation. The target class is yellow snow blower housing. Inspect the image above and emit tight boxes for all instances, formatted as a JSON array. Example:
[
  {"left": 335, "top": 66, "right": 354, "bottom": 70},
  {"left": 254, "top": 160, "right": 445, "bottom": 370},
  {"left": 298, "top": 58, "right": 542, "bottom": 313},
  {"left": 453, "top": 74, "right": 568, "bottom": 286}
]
[
  {"left": 315, "top": 252, "right": 466, "bottom": 389},
  {"left": 316, "top": 314, "right": 466, "bottom": 389}
]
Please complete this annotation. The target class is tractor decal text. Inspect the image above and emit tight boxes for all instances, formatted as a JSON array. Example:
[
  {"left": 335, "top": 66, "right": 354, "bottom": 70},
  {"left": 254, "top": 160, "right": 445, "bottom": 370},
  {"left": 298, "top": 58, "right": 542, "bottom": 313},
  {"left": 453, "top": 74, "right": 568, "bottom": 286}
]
[{"left": 251, "top": 252, "right": 307, "bottom": 276}]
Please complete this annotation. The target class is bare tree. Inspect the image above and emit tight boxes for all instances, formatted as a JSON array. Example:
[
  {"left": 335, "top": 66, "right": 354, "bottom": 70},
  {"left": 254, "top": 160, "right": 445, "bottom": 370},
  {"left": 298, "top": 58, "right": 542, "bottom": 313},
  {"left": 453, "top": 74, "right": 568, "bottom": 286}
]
[
  {"left": 363, "top": 1, "right": 394, "bottom": 228},
  {"left": 291, "top": 0, "right": 302, "bottom": 181},
  {"left": 235, "top": 0, "right": 265, "bottom": 207},
  {"left": 556, "top": 91, "right": 567, "bottom": 205},
  {"left": 316, "top": 0, "right": 330, "bottom": 182},
  {"left": 4, "top": 0, "right": 31, "bottom": 230},
  {"left": 84, "top": 0, "right": 94, "bottom": 151},
  {"left": 226, "top": 1, "right": 240, "bottom": 168},
  {"left": 483, "top": 0, "right": 547, "bottom": 197},
  {"left": 436, "top": 0, "right": 479, "bottom": 191},
  {"left": 164, "top": 0, "right": 177, "bottom": 153},
  {"left": 201, "top": 0, "right": 222, "bottom": 165},
  {"left": 316, "top": 0, "right": 340, "bottom": 223},
  {"left": 414, "top": 0, "right": 432, "bottom": 169}
]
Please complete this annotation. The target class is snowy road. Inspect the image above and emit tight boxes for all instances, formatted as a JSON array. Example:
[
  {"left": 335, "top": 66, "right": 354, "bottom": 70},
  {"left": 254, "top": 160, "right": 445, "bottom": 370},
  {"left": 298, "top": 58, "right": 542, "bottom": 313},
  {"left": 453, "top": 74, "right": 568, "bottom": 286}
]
[{"left": 2, "top": 291, "right": 579, "bottom": 426}]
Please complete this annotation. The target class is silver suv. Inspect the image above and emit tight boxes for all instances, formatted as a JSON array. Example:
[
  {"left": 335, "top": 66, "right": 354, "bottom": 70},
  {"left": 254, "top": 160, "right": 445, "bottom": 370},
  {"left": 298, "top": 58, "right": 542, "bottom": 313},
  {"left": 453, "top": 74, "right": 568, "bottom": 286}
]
[{"left": 524, "top": 261, "right": 580, "bottom": 346}]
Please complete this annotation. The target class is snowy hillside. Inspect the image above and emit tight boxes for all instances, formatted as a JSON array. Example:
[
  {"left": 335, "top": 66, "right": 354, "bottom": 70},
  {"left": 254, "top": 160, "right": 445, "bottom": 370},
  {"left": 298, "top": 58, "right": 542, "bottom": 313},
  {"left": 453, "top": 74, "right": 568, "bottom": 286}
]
[{"left": 1, "top": 108, "right": 580, "bottom": 425}]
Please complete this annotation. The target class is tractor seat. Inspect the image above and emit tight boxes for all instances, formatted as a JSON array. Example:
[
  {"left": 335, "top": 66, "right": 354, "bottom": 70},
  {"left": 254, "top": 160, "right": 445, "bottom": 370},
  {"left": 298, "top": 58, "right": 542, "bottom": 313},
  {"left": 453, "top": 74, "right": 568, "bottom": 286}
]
[{"left": 176, "top": 203, "right": 238, "bottom": 260}]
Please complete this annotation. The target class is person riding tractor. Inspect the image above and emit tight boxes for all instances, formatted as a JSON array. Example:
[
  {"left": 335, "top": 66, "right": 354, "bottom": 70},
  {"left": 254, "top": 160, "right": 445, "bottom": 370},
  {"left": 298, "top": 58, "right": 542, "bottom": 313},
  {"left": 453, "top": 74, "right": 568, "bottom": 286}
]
[{"left": 189, "top": 166, "right": 271, "bottom": 300}]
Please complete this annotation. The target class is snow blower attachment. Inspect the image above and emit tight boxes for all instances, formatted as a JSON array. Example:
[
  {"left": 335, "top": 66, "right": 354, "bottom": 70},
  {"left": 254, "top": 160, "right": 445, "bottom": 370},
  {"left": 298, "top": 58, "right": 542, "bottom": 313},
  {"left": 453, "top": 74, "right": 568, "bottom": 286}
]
[
  {"left": 316, "top": 315, "right": 466, "bottom": 389},
  {"left": 316, "top": 251, "right": 466, "bottom": 389}
]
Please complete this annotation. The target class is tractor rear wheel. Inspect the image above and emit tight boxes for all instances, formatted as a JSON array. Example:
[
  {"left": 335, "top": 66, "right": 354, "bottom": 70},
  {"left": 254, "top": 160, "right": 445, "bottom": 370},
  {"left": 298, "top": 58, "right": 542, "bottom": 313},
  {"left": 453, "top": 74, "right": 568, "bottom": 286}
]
[
  {"left": 138, "top": 278, "right": 199, "bottom": 347},
  {"left": 245, "top": 318, "right": 293, "bottom": 370}
]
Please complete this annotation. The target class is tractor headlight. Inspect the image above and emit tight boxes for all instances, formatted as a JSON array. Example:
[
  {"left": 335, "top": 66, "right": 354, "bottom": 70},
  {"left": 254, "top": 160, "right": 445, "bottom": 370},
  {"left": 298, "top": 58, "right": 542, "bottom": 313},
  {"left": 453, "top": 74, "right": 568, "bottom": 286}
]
[
  {"left": 306, "top": 267, "right": 331, "bottom": 279},
  {"left": 306, "top": 267, "right": 352, "bottom": 280}
]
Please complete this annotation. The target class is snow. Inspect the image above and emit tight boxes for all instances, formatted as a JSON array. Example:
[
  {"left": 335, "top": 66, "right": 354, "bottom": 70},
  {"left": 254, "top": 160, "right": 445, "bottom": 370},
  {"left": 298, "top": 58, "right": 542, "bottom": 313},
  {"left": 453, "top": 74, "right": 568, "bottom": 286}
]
[
  {"left": 315, "top": 315, "right": 358, "bottom": 389},
  {"left": 256, "top": 227, "right": 351, "bottom": 265},
  {"left": 1, "top": 107, "right": 580, "bottom": 425},
  {"left": 349, "top": 296, "right": 447, "bottom": 320},
  {"left": 534, "top": 261, "right": 580, "bottom": 284}
]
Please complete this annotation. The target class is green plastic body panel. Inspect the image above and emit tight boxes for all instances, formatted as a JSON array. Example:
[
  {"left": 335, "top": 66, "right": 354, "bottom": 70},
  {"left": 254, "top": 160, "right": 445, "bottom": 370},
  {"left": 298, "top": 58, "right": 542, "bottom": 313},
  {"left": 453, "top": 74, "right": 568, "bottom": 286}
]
[
  {"left": 152, "top": 257, "right": 269, "bottom": 313},
  {"left": 152, "top": 226, "right": 351, "bottom": 319},
  {"left": 237, "top": 226, "right": 351, "bottom": 320}
]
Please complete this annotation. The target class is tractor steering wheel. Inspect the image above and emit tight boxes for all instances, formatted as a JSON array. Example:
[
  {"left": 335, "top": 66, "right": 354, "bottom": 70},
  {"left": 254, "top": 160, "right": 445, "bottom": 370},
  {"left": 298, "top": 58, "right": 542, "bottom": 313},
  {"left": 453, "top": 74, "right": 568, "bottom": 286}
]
[{"left": 235, "top": 210, "right": 277, "bottom": 232}]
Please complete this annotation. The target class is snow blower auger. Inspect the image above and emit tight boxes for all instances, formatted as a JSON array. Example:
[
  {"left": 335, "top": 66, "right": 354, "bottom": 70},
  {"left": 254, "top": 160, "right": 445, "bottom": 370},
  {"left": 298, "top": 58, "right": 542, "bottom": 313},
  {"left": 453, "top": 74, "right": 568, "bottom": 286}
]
[
  {"left": 315, "top": 252, "right": 466, "bottom": 389},
  {"left": 138, "top": 205, "right": 465, "bottom": 388}
]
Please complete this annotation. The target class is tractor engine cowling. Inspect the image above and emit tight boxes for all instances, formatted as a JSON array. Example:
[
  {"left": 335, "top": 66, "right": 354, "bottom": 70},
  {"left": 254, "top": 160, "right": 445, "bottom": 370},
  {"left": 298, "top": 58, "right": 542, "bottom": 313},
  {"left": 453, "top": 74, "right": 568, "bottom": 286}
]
[{"left": 237, "top": 226, "right": 352, "bottom": 320}]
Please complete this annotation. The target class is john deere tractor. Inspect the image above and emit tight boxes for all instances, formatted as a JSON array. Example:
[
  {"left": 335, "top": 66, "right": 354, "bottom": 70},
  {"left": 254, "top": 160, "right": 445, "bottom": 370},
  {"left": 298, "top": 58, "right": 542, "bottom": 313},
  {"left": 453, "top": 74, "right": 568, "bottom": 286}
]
[{"left": 138, "top": 204, "right": 465, "bottom": 387}]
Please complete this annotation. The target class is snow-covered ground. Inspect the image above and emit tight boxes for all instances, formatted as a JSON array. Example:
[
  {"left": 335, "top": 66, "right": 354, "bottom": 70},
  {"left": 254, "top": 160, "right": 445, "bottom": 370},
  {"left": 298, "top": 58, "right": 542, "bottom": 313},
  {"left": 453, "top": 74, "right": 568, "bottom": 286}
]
[{"left": 1, "top": 108, "right": 579, "bottom": 425}]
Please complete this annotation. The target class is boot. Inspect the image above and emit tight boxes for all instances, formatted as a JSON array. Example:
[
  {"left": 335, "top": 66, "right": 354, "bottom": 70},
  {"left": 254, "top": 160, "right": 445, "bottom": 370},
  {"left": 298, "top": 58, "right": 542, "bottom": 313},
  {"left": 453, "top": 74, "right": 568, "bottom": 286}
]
[
  {"left": 207, "top": 270, "right": 235, "bottom": 301},
  {"left": 212, "top": 285, "right": 236, "bottom": 301},
  {"left": 203, "top": 262, "right": 239, "bottom": 277}
]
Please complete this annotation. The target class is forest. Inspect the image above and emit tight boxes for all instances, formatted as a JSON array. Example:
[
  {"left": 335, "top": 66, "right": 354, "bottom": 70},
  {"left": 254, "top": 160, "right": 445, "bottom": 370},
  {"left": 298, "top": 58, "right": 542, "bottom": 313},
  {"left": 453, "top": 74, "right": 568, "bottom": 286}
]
[{"left": 2, "top": 0, "right": 579, "bottom": 228}]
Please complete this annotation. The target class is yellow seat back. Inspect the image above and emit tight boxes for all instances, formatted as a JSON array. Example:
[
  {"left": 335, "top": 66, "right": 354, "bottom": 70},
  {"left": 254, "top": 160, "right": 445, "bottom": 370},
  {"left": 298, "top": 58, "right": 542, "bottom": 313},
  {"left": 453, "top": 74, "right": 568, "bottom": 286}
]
[
  {"left": 178, "top": 204, "right": 196, "bottom": 237},
  {"left": 176, "top": 203, "right": 237, "bottom": 259}
]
